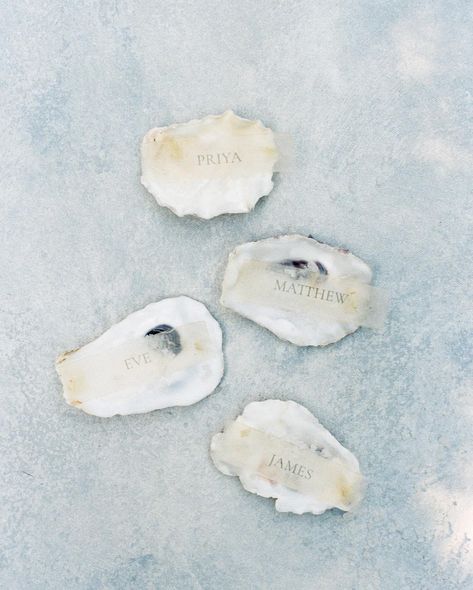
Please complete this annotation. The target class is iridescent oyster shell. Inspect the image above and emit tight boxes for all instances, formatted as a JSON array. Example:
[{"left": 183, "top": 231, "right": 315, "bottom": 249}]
[
  {"left": 221, "top": 234, "right": 375, "bottom": 346},
  {"left": 141, "top": 111, "right": 279, "bottom": 219},
  {"left": 211, "top": 400, "right": 364, "bottom": 515},
  {"left": 56, "top": 296, "right": 224, "bottom": 417}
]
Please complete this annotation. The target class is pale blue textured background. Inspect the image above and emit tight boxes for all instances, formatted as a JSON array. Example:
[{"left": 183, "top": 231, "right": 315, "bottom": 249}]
[{"left": 1, "top": 1, "right": 472, "bottom": 589}]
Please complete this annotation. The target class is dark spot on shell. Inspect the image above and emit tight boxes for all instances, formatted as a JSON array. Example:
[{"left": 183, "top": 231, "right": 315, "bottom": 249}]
[
  {"left": 315, "top": 261, "right": 328, "bottom": 275},
  {"left": 145, "top": 324, "right": 181, "bottom": 354},
  {"left": 281, "top": 259, "right": 308, "bottom": 269},
  {"left": 146, "top": 324, "right": 173, "bottom": 336}
]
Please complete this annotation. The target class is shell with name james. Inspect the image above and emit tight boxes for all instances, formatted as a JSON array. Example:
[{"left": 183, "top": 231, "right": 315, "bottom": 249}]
[
  {"left": 55, "top": 296, "right": 224, "bottom": 417},
  {"left": 220, "top": 234, "right": 375, "bottom": 346},
  {"left": 210, "top": 400, "right": 364, "bottom": 515},
  {"left": 141, "top": 111, "right": 279, "bottom": 219}
]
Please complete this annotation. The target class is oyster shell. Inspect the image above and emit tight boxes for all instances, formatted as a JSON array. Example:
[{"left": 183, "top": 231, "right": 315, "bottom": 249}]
[
  {"left": 56, "top": 296, "right": 223, "bottom": 417},
  {"left": 221, "top": 234, "right": 377, "bottom": 346},
  {"left": 141, "top": 111, "right": 279, "bottom": 219},
  {"left": 211, "top": 400, "right": 364, "bottom": 515}
]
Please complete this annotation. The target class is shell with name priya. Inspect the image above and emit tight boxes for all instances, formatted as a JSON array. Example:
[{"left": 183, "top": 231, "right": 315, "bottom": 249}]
[{"left": 141, "top": 111, "right": 279, "bottom": 219}]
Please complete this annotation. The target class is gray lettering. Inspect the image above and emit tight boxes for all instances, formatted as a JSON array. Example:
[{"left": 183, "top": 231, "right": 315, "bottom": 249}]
[
  {"left": 124, "top": 353, "right": 152, "bottom": 370},
  {"left": 196, "top": 152, "right": 243, "bottom": 166},
  {"left": 275, "top": 279, "right": 287, "bottom": 292},
  {"left": 285, "top": 460, "right": 298, "bottom": 473},
  {"left": 335, "top": 292, "right": 350, "bottom": 304}
]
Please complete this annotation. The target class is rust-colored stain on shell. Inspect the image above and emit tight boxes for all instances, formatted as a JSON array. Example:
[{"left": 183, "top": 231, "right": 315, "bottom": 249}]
[{"left": 157, "top": 135, "right": 184, "bottom": 160}]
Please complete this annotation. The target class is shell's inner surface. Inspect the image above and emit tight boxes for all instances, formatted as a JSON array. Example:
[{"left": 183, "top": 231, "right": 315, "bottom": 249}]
[
  {"left": 57, "top": 322, "right": 212, "bottom": 403},
  {"left": 215, "top": 419, "right": 362, "bottom": 511},
  {"left": 222, "top": 259, "right": 386, "bottom": 329},
  {"left": 143, "top": 127, "right": 278, "bottom": 180},
  {"left": 141, "top": 111, "right": 280, "bottom": 219},
  {"left": 55, "top": 297, "right": 224, "bottom": 417},
  {"left": 220, "top": 235, "right": 384, "bottom": 346},
  {"left": 210, "top": 400, "right": 364, "bottom": 516}
]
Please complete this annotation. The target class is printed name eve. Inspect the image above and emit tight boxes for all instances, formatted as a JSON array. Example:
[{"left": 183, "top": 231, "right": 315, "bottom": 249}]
[
  {"left": 124, "top": 352, "right": 152, "bottom": 370},
  {"left": 274, "top": 279, "right": 350, "bottom": 304},
  {"left": 197, "top": 152, "right": 242, "bottom": 166}
]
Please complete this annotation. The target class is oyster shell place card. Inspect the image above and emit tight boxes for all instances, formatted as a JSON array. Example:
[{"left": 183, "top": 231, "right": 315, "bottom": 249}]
[
  {"left": 211, "top": 400, "right": 364, "bottom": 515},
  {"left": 56, "top": 297, "right": 224, "bottom": 417},
  {"left": 221, "top": 235, "right": 387, "bottom": 346},
  {"left": 141, "top": 110, "right": 281, "bottom": 219}
]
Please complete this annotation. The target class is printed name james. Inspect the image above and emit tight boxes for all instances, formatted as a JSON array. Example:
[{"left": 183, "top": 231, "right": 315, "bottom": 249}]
[{"left": 267, "top": 453, "right": 313, "bottom": 479}]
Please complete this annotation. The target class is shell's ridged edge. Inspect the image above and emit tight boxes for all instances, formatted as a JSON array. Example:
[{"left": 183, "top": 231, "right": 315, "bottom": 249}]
[{"left": 142, "top": 110, "right": 270, "bottom": 139}]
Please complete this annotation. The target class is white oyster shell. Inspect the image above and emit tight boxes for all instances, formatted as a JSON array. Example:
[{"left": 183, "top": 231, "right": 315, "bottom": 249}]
[
  {"left": 210, "top": 400, "right": 364, "bottom": 515},
  {"left": 141, "top": 111, "right": 278, "bottom": 219},
  {"left": 56, "top": 296, "right": 223, "bottom": 417},
  {"left": 220, "top": 234, "right": 373, "bottom": 346}
]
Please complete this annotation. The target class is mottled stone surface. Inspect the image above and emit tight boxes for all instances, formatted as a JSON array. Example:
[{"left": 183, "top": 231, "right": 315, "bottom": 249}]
[{"left": 1, "top": 1, "right": 472, "bottom": 589}]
